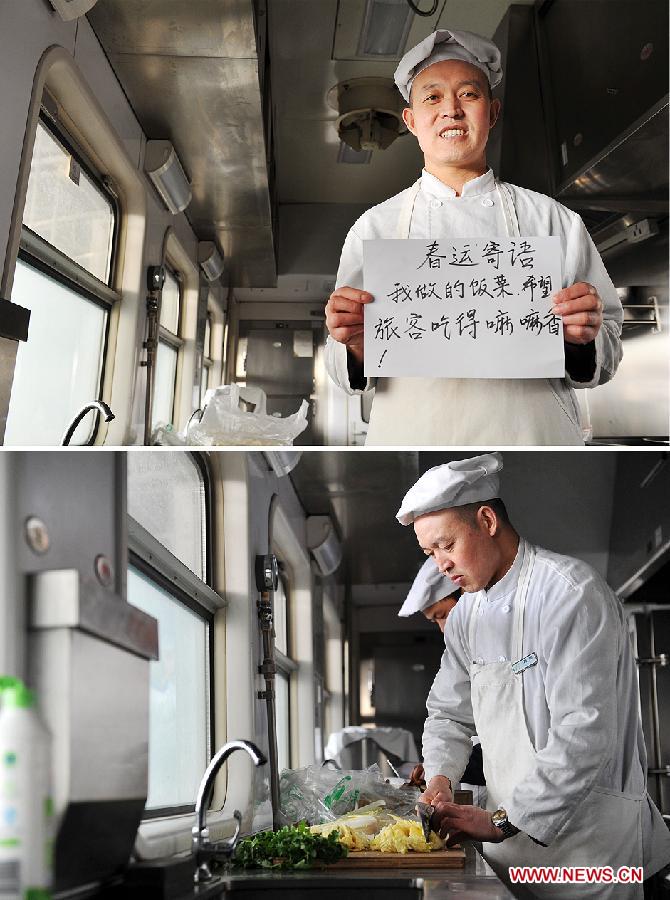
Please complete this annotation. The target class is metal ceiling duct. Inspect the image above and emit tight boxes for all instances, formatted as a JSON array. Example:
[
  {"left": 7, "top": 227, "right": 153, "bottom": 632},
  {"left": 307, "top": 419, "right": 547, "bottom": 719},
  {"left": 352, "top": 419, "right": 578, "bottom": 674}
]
[{"left": 88, "top": 0, "right": 276, "bottom": 287}]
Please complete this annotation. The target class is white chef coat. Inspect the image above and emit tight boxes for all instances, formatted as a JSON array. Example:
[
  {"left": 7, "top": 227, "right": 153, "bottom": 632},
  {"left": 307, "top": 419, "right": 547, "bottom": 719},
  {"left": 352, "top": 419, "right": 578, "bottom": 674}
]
[
  {"left": 325, "top": 169, "right": 624, "bottom": 446},
  {"left": 422, "top": 537, "right": 670, "bottom": 876}
]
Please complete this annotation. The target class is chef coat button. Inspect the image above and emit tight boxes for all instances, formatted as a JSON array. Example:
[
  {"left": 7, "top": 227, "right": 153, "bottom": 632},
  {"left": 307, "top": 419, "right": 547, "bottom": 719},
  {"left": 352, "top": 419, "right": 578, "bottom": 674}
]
[
  {"left": 502, "top": 604, "right": 511, "bottom": 613},
  {"left": 481, "top": 197, "right": 494, "bottom": 208},
  {"left": 477, "top": 608, "right": 484, "bottom": 616},
  {"left": 430, "top": 198, "right": 443, "bottom": 209},
  {"left": 498, "top": 655, "right": 507, "bottom": 663},
  {"left": 477, "top": 657, "right": 484, "bottom": 665}
]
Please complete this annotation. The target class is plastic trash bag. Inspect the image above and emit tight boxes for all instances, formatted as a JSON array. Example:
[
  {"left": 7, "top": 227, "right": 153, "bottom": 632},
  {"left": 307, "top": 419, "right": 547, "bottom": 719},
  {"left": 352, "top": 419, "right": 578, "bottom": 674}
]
[
  {"left": 153, "top": 384, "right": 309, "bottom": 446},
  {"left": 278, "top": 764, "right": 421, "bottom": 827}
]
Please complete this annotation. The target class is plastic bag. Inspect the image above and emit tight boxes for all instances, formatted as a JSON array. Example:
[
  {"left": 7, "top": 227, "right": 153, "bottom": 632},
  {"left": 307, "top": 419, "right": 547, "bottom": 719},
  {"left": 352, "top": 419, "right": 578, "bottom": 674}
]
[
  {"left": 278, "top": 764, "right": 421, "bottom": 827},
  {"left": 188, "top": 384, "right": 308, "bottom": 446}
]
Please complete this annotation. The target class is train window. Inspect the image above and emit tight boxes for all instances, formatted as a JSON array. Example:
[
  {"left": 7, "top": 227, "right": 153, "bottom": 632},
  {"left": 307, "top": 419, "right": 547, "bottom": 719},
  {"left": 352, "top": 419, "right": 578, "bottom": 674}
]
[
  {"left": 152, "top": 268, "right": 184, "bottom": 429},
  {"left": 22, "top": 117, "right": 115, "bottom": 283},
  {"left": 200, "top": 311, "right": 213, "bottom": 403},
  {"left": 127, "top": 566, "right": 211, "bottom": 812},
  {"left": 126, "top": 452, "right": 219, "bottom": 817},
  {"left": 273, "top": 572, "right": 296, "bottom": 773},
  {"left": 5, "top": 112, "right": 119, "bottom": 445},
  {"left": 274, "top": 572, "right": 288, "bottom": 656},
  {"left": 127, "top": 451, "right": 207, "bottom": 580}
]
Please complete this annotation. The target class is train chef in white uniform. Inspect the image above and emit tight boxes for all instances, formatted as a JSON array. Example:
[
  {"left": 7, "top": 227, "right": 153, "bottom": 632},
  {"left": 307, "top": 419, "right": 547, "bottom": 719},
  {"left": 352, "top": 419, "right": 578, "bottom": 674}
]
[
  {"left": 400, "top": 560, "right": 487, "bottom": 805},
  {"left": 396, "top": 453, "right": 670, "bottom": 898},
  {"left": 325, "top": 30, "right": 623, "bottom": 445}
]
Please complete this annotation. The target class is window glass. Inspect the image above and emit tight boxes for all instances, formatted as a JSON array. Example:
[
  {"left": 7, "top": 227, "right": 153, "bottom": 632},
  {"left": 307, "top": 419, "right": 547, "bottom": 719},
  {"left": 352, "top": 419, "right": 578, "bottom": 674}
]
[
  {"left": 5, "top": 258, "right": 106, "bottom": 445},
  {"left": 152, "top": 341, "right": 178, "bottom": 429},
  {"left": 275, "top": 671, "right": 290, "bottom": 774},
  {"left": 160, "top": 270, "right": 180, "bottom": 333},
  {"left": 127, "top": 566, "right": 209, "bottom": 809},
  {"left": 274, "top": 577, "right": 288, "bottom": 656},
  {"left": 204, "top": 315, "right": 212, "bottom": 359},
  {"left": 23, "top": 119, "right": 115, "bottom": 284},
  {"left": 127, "top": 452, "right": 207, "bottom": 580},
  {"left": 200, "top": 362, "right": 209, "bottom": 404}
]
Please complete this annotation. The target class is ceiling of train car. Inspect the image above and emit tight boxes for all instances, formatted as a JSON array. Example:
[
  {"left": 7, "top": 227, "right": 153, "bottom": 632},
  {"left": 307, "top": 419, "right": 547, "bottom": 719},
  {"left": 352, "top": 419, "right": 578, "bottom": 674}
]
[
  {"left": 268, "top": 0, "right": 532, "bottom": 207},
  {"left": 88, "top": 0, "right": 276, "bottom": 287},
  {"left": 290, "top": 451, "right": 619, "bottom": 584},
  {"left": 87, "top": 0, "right": 532, "bottom": 289}
]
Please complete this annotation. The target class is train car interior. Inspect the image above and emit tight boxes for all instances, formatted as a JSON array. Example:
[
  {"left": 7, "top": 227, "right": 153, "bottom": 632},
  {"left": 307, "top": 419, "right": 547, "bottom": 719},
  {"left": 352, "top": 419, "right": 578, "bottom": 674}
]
[
  {"left": 0, "top": 0, "right": 667, "bottom": 446},
  {"left": 0, "top": 449, "right": 668, "bottom": 897}
]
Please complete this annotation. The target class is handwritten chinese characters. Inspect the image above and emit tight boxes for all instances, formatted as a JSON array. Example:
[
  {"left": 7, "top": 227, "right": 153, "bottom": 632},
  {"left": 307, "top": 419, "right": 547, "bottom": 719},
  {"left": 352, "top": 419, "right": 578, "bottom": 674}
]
[{"left": 363, "top": 237, "right": 564, "bottom": 379}]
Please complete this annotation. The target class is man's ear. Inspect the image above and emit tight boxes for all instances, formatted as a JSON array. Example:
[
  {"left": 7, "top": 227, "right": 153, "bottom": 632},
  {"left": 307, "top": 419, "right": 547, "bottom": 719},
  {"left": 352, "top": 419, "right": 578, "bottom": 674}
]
[
  {"left": 479, "top": 505, "right": 499, "bottom": 537},
  {"left": 402, "top": 105, "right": 416, "bottom": 135},
  {"left": 489, "top": 98, "right": 501, "bottom": 130}
]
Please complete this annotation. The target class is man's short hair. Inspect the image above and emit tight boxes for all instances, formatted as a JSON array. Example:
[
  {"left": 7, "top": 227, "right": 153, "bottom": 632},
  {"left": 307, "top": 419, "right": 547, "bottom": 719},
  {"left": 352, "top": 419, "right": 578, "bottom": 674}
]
[{"left": 455, "top": 497, "right": 509, "bottom": 527}]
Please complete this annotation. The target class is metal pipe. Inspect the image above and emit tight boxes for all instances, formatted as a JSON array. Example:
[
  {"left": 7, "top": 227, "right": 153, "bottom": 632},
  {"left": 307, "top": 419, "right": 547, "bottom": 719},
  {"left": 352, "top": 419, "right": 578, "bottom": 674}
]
[
  {"left": 257, "top": 589, "right": 281, "bottom": 828},
  {"left": 649, "top": 615, "right": 664, "bottom": 805},
  {"left": 142, "top": 294, "right": 160, "bottom": 445},
  {"left": 61, "top": 401, "right": 114, "bottom": 446}
]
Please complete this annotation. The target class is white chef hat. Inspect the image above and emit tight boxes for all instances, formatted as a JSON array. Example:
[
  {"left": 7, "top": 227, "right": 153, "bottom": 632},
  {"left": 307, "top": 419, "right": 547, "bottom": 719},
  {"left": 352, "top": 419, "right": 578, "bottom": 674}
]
[
  {"left": 398, "top": 558, "right": 459, "bottom": 617},
  {"left": 396, "top": 452, "right": 503, "bottom": 526},
  {"left": 394, "top": 29, "right": 503, "bottom": 103}
]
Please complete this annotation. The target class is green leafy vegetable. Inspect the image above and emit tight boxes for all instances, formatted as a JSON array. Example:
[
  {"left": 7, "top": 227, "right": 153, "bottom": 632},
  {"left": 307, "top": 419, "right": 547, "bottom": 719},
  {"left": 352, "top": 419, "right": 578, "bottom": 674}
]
[{"left": 233, "top": 822, "right": 348, "bottom": 869}]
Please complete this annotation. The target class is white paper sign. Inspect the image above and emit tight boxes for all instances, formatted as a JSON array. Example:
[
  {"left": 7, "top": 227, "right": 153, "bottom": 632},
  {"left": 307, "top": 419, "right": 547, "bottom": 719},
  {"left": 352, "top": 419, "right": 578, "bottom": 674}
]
[{"left": 363, "top": 237, "right": 564, "bottom": 379}]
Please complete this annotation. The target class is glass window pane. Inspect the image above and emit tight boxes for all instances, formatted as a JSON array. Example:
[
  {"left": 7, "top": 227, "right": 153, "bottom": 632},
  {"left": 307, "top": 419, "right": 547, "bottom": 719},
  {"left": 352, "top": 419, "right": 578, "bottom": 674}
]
[
  {"left": 274, "top": 578, "right": 288, "bottom": 656},
  {"left": 276, "top": 671, "right": 290, "bottom": 774},
  {"left": 127, "top": 566, "right": 209, "bottom": 809},
  {"left": 5, "top": 258, "right": 106, "bottom": 446},
  {"left": 127, "top": 452, "right": 206, "bottom": 580},
  {"left": 152, "top": 340, "right": 178, "bottom": 429},
  {"left": 200, "top": 363, "right": 209, "bottom": 405},
  {"left": 204, "top": 315, "right": 211, "bottom": 359},
  {"left": 23, "top": 119, "right": 115, "bottom": 284},
  {"left": 160, "top": 270, "right": 180, "bottom": 333}
]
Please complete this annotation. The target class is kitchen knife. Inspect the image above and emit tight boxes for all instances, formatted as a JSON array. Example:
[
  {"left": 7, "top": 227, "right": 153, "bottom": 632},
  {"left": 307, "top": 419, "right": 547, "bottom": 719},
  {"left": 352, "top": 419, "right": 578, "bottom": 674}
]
[{"left": 415, "top": 801, "right": 435, "bottom": 842}]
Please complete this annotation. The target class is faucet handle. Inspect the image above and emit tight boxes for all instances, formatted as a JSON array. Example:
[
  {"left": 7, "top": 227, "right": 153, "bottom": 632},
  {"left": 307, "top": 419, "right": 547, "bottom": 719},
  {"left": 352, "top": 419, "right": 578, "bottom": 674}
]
[{"left": 214, "top": 809, "right": 242, "bottom": 855}]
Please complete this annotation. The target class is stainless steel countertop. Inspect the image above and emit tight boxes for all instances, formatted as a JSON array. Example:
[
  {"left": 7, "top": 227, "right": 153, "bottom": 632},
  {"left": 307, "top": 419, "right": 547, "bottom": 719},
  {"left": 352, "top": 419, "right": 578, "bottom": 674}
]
[{"left": 206, "top": 845, "right": 515, "bottom": 899}]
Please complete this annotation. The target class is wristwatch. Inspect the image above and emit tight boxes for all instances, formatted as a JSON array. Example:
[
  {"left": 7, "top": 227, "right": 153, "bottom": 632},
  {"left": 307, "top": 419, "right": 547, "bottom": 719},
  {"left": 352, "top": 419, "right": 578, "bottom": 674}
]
[{"left": 491, "top": 807, "right": 519, "bottom": 840}]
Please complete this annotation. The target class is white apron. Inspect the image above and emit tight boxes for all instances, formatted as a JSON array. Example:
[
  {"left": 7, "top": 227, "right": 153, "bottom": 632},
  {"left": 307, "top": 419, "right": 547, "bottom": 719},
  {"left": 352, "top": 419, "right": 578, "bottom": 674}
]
[
  {"left": 469, "top": 543, "right": 645, "bottom": 899},
  {"left": 364, "top": 179, "right": 584, "bottom": 446}
]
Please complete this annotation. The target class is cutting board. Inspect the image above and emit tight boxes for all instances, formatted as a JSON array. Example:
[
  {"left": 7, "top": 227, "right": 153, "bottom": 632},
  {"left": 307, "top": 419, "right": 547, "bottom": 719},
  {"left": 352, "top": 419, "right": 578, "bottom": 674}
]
[{"left": 329, "top": 848, "right": 465, "bottom": 868}]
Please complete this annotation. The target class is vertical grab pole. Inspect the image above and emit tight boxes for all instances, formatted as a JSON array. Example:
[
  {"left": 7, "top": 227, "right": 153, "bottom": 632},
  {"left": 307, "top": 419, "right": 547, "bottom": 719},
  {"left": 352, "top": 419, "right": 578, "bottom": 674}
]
[{"left": 255, "top": 555, "right": 281, "bottom": 829}]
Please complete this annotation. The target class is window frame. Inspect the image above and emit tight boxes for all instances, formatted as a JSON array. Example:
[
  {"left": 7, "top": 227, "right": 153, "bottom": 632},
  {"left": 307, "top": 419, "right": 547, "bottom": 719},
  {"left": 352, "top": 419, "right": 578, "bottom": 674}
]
[
  {"left": 153, "top": 265, "right": 185, "bottom": 429},
  {"left": 156, "top": 230, "right": 200, "bottom": 432},
  {"left": 126, "top": 453, "right": 223, "bottom": 820},
  {"left": 10, "top": 108, "right": 121, "bottom": 445},
  {"left": 2, "top": 47, "right": 149, "bottom": 445},
  {"left": 24, "top": 108, "right": 121, "bottom": 289},
  {"left": 200, "top": 309, "right": 214, "bottom": 404}
]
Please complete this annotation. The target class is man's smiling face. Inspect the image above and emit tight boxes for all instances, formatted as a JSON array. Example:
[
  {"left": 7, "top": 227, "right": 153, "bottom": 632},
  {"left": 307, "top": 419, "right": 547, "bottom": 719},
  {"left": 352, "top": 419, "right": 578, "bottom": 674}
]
[{"left": 402, "top": 59, "right": 500, "bottom": 177}]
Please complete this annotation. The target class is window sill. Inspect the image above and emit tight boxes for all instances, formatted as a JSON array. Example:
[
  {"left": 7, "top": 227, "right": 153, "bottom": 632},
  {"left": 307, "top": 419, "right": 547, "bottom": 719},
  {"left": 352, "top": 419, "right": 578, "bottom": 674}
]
[{"left": 135, "top": 807, "right": 243, "bottom": 861}]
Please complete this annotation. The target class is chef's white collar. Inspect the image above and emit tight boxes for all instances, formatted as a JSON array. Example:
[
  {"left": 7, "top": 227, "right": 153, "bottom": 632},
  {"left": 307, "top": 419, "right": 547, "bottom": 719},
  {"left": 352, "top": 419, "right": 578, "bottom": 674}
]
[
  {"left": 482, "top": 536, "right": 525, "bottom": 604},
  {"left": 420, "top": 167, "right": 496, "bottom": 199}
]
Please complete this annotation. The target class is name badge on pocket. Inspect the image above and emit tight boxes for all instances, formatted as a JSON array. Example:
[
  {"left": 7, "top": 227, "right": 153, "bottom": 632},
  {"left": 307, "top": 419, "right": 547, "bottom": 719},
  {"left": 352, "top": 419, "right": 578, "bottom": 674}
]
[{"left": 512, "top": 651, "right": 538, "bottom": 675}]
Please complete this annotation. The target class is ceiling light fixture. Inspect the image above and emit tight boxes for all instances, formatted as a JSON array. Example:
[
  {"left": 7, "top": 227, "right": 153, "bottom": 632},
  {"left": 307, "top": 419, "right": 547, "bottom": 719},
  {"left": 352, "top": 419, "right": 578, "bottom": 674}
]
[
  {"left": 144, "top": 141, "right": 192, "bottom": 215},
  {"left": 358, "top": 0, "right": 414, "bottom": 58}
]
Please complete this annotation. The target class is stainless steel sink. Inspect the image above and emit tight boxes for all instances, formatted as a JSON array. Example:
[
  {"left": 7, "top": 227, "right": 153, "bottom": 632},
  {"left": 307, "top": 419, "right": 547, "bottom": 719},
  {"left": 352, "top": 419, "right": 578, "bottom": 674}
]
[{"left": 214, "top": 873, "right": 424, "bottom": 899}]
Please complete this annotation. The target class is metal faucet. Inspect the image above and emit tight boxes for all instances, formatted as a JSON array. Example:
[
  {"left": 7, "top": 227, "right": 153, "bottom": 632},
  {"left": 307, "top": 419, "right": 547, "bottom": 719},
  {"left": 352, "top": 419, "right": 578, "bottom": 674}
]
[
  {"left": 192, "top": 740, "right": 267, "bottom": 884},
  {"left": 61, "top": 401, "right": 115, "bottom": 446}
]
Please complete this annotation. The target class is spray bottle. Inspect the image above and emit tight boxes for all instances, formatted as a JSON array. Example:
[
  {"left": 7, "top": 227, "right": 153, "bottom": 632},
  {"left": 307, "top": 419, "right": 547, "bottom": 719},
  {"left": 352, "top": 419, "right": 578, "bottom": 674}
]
[{"left": 0, "top": 677, "right": 53, "bottom": 900}]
